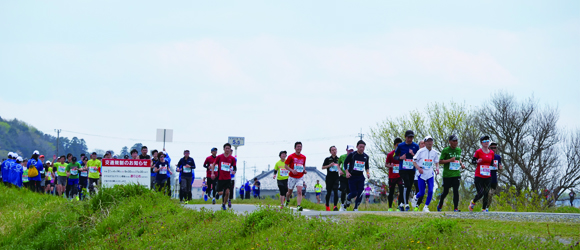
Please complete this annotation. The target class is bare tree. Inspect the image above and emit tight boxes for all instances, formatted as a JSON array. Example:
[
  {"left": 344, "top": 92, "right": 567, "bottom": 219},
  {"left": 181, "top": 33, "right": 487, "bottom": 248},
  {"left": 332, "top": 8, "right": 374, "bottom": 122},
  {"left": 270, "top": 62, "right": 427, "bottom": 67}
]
[{"left": 555, "top": 129, "right": 580, "bottom": 200}]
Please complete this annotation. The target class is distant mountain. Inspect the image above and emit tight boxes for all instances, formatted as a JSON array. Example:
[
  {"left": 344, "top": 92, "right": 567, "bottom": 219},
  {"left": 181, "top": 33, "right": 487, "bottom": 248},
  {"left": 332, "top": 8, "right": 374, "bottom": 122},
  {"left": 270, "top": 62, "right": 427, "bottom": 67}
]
[{"left": 0, "top": 116, "right": 88, "bottom": 160}]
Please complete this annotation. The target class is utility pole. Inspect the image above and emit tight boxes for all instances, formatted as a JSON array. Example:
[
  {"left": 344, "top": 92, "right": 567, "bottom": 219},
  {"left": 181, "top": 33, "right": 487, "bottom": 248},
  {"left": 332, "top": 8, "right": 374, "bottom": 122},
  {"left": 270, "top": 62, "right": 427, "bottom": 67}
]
[
  {"left": 358, "top": 128, "right": 364, "bottom": 140},
  {"left": 54, "top": 129, "right": 62, "bottom": 157},
  {"left": 243, "top": 161, "right": 246, "bottom": 182},
  {"left": 253, "top": 165, "right": 257, "bottom": 178},
  {"left": 267, "top": 164, "right": 270, "bottom": 171}
]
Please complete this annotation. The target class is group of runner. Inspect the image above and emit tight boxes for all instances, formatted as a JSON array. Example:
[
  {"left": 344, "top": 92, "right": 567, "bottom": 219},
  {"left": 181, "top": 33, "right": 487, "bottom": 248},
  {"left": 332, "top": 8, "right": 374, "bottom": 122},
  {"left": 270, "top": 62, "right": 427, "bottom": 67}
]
[{"left": 269, "top": 130, "right": 503, "bottom": 212}]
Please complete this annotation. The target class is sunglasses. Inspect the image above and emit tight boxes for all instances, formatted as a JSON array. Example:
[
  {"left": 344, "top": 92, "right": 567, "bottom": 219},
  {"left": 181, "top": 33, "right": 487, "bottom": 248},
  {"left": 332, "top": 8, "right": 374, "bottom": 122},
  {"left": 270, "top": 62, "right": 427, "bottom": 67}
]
[
  {"left": 490, "top": 147, "right": 497, "bottom": 149},
  {"left": 481, "top": 140, "right": 490, "bottom": 143}
]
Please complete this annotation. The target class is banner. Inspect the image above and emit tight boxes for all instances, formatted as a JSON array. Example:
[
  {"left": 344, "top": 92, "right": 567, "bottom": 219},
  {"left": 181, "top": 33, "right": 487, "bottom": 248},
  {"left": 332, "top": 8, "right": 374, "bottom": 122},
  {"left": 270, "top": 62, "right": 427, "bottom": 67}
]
[{"left": 101, "top": 159, "right": 151, "bottom": 189}]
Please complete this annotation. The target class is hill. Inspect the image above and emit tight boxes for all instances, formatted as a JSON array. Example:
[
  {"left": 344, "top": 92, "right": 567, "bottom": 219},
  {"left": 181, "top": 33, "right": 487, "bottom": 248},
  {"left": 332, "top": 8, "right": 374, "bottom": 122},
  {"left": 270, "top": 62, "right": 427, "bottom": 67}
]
[{"left": 0, "top": 116, "right": 88, "bottom": 159}]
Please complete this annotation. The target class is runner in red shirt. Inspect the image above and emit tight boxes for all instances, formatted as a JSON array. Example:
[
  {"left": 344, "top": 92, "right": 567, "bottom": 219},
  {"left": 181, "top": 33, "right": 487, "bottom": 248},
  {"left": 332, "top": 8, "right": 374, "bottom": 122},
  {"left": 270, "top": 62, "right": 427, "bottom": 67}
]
[
  {"left": 204, "top": 148, "right": 218, "bottom": 204},
  {"left": 285, "top": 141, "right": 307, "bottom": 211},
  {"left": 386, "top": 137, "right": 404, "bottom": 211},
  {"left": 210, "top": 143, "right": 236, "bottom": 210},
  {"left": 468, "top": 135, "right": 495, "bottom": 212}
]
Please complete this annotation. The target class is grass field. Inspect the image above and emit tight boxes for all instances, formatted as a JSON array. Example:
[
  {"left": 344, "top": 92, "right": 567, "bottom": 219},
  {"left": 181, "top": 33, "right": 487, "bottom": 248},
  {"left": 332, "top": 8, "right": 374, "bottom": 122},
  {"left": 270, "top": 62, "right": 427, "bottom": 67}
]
[{"left": 1, "top": 184, "right": 579, "bottom": 249}]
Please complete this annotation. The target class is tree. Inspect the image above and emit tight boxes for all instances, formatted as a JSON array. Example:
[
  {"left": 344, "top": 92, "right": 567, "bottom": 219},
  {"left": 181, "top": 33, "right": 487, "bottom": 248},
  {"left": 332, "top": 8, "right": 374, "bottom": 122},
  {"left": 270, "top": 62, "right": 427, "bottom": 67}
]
[
  {"left": 119, "top": 146, "right": 129, "bottom": 158},
  {"left": 130, "top": 143, "right": 143, "bottom": 152}
]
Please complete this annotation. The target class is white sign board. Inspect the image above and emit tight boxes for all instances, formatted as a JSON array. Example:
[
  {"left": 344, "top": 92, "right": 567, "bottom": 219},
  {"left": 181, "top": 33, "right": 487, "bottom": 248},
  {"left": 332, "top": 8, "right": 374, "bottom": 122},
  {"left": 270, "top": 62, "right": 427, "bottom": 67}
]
[
  {"left": 228, "top": 136, "right": 245, "bottom": 147},
  {"left": 156, "top": 129, "right": 174, "bottom": 142},
  {"left": 101, "top": 159, "right": 151, "bottom": 189}
]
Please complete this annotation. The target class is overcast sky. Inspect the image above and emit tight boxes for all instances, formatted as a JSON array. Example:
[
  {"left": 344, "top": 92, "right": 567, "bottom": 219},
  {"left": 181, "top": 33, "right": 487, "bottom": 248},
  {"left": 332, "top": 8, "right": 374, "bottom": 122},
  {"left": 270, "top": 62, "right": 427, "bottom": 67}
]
[{"left": 1, "top": 1, "right": 579, "bottom": 186}]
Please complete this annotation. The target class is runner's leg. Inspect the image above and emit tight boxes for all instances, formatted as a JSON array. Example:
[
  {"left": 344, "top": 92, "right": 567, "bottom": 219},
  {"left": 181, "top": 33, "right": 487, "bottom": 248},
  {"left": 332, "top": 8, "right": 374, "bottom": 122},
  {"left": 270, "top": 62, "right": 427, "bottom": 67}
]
[
  {"left": 452, "top": 177, "right": 460, "bottom": 210},
  {"left": 424, "top": 177, "right": 434, "bottom": 206}
]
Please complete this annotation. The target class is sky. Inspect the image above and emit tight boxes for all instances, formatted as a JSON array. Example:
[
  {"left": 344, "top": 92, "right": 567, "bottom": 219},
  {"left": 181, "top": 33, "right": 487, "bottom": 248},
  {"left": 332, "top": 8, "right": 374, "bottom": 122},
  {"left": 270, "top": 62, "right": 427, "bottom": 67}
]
[{"left": 1, "top": 1, "right": 579, "bottom": 188}]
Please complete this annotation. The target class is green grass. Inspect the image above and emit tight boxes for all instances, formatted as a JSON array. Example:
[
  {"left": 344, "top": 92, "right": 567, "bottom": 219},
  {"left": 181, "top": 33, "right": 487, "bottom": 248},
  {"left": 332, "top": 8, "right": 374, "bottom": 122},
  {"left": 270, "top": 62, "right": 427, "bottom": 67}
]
[{"left": 1, "top": 185, "right": 579, "bottom": 250}]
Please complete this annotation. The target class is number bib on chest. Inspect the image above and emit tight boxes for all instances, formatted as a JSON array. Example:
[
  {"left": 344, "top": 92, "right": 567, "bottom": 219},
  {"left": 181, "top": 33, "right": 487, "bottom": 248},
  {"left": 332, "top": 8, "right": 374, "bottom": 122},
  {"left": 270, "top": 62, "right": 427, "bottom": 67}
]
[
  {"left": 329, "top": 163, "right": 338, "bottom": 172},
  {"left": 159, "top": 166, "right": 167, "bottom": 175},
  {"left": 183, "top": 166, "right": 191, "bottom": 173},
  {"left": 295, "top": 164, "right": 304, "bottom": 173},
  {"left": 22, "top": 175, "right": 28, "bottom": 182},
  {"left": 393, "top": 164, "right": 399, "bottom": 174},
  {"left": 354, "top": 161, "right": 365, "bottom": 171},
  {"left": 89, "top": 167, "right": 98, "bottom": 173},
  {"left": 213, "top": 165, "right": 219, "bottom": 172},
  {"left": 449, "top": 161, "right": 461, "bottom": 171},
  {"left": 315, "top": 187, "right": 321, "bottom": 192},
  {"left": 58, "top": 166, "right": 66, "bottom": 173},
  {"left": 70, "top": 169, "right": 78, "bottom": 175},
  {"left": 479, "top": 165, "right": 490, "bottom": 176},
  {"left": 280, "top": 169, "right": 289, "bottom": 177},
  {"left": 490, "top": 160, "right": 498, "bottom": 170},
  {"left": 422, "top": 159, "right": 433, "bottom": 170},
  {"left": 80, "top": 171, "right": 88, "bottom": 177},
  {"left": 40, "top": 169, "right": 45, "bottom": 174},
  {"left": 402, "top": 159, "right": 414, "bottom": 170},
  {"left": 220, "top": 162, "right": 231, "bottom": 172}
]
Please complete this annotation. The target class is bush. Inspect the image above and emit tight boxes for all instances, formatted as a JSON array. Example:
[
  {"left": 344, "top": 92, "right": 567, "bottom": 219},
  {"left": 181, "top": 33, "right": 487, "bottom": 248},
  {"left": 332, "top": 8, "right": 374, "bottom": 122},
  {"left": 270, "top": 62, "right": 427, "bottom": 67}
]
[
  {"left": 554, "top": 206, "right": 580, "bottom": 214},
  {"left": 242, "top": 206, "right": 296, "bottom": 235},
  {"left": 413, "top": 218, "right": 459, "bottom": 235},
  {"left": 89, "top": 184, "right": 152, "bottom": 212}
]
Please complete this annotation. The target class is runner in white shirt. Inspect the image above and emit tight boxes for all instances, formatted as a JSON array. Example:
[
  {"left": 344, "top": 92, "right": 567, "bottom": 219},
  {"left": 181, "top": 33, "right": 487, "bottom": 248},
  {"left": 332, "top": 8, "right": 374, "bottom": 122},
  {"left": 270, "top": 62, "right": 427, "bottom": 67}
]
[{"left": 410, "top": 136, "right": 440, "bottom": 212}]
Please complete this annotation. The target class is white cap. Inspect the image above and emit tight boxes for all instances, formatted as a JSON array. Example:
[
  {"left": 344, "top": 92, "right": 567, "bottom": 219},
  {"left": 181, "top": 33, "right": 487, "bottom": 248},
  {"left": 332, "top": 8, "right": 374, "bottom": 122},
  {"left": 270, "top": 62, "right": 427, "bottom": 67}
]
[
  {"left": 163, "top": 151, "right": 167, "bottom": 155},
  {"left": 45, "top": 161, "right": 52, "bottom": 164},
  {"left": 16, "top": 157, "right": 23, "bottom": 162},
  {"left": 13, "top": 153, "right": 19, "bottom": 158},
  {"left": 33, "top": 150, "right": 40, "bottom": 155},
  {"left": 346, "top": 145, "right": 355, "bottom": 151},
  {"left": 423, "top": 136, "right": 434, "bottom": 142},
  {"left": 8, "top": 152, "right": 13, "bottom": 157}
]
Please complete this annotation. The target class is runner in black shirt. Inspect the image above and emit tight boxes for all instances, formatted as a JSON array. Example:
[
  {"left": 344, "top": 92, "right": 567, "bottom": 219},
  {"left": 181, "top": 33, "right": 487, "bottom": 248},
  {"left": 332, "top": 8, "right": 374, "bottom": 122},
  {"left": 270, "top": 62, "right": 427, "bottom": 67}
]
[{"left": 322, "top": 146, "right": 342, "bottom": 211}]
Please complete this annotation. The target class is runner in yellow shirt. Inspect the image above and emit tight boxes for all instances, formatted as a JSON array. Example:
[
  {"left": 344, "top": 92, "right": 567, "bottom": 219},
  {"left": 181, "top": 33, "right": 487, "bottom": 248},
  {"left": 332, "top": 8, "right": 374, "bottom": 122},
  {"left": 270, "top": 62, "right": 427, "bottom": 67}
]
[
  {"left": 273, "top": 151, "right": 289, "bottom": 209},
  {"left": 86, "top": 152, "right": 102, "bottom": 195},
  {"left": 314, "top": 180, "right": 323, "bottom": 204}
]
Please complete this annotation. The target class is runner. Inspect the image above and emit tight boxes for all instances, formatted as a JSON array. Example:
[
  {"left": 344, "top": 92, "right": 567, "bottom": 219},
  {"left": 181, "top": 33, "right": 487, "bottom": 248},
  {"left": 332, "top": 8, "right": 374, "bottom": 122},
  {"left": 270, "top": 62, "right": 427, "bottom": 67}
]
[
  {"left": 338, "top": 145, "right": 354, "bottom": 211},
  {"left": 414, "top": 140, "right": 425, "bottom": 198},
  {"left": 410, "top": 136, "right": 440, "bottom": 212},
  {"left": 314, "top": 180, "right": 323, "bottom": 204},
  {"left": 86, "top": 152, "right": 101, "bottom": 196},
  {"left": 468, "top": 135, "right": 495, "bottom": 212},
  {"left": 44, "top": 159, "right": 54, "bottom": 194},
  {"left": 364, "top": 184, "right": 372, "bottom": 204},
  {"left": 229, "top": 157, "right": 237, "bottom": 208},
  {"left": 27, "top": 150, "right": 43, "bottom": 193},
  {"left": 394, "top": 130, "right": 420, "bottom": 211},
  {"left": 285, "top": 141, "right": 307, "bottom": 211},
  {"left": 273, "top": 150, "right": 289, "bottom": 209},
  {"left": 202, "top": 177, "right": 208, "bottom": 201},
  {"left": 153, "top": 152, "right": 172, "bottom": 195},
  {"left": 210, "top": 143, "right": 237, "bottom": 210},
  {"left": 437, "top": 135, "right": 465, "bottom": 212},
  {"left": 22, "top": 162, "right": 29, "bottom": 189},
  {"left": 322, "top": 146, "right": 342, "bottom": 211},
  {"left": 203, "top": 148, "right": 219, "bottom": 204},
  {"left": 176, "top": 150, "right": 196, "bottom": 203},
  {"left": 38, "top": 155, "right": 47, "bottom": 193},
  {"left": 343, "top": 140, "right": 371, "bottom": 211},
  {"left": 488, "top": 141, "right": 503, "bottom": 209},
  {"left": 66, "top": 157, "right": 81, "bottom": 200},
  {"left": 54, "top": 155, "right": 68, "bottom": 197},
  {"left": 386, "top": 137, "right": 404, "bottom": 211},
  {"left": 78, "top": 156, "right": 88, "bottom": 200}
]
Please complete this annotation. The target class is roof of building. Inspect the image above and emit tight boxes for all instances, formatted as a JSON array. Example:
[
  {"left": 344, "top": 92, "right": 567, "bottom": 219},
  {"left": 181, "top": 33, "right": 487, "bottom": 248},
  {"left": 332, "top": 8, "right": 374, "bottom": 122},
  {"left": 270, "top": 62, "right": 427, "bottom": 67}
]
[{"left": 244, "top": 167, "right": 328, "bottom": 191}]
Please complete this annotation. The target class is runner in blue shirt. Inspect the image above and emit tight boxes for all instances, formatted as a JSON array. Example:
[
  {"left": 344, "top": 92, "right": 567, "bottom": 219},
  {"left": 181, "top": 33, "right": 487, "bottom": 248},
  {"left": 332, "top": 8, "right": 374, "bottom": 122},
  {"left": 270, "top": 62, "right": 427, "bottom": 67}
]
[{"left": 394, "top": 130, "right": 420, "bottom": 211}]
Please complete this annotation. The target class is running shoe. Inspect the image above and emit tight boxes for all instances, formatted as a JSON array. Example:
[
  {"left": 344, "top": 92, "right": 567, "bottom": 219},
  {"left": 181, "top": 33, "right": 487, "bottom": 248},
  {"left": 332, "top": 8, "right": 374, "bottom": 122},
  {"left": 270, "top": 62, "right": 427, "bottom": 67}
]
[
  {"left": 185, "top": 201, "right": 189, "bottom": 205},
  {"left": 75, "top": 196, "right": 79, "bottom": 201},
  {"left": 353, "top": 208, "right": 358, "bottom": 211},
  {"left": 399, "top": 204, "right": 405, "bottom": 212},
  {"left": 221, "top": 204, "right": 226, "bottom": 210},
  {"left": 405, "top": 204, "right": 410, "bottom": 211},
  {"left": 297, "top": 205, "right": 303, "bottom": 211},
  {"left": 388, "top": 208, "right": 394, "bottom": 212},
  {"left": 413, "top": 206, "right": 419, "bottom": 212},
  {"left": 333, "top": 206, "right": 338, "bottom": 211},
  {"left": 228, "top": 200, "right": 232, "bottom": 208},
  {"left": 423, "top": 206, "right": 430, "bottom": 213},
  {"left": 204, "top": 194, "right": 208, "bottom": 201},
  {"left": 482, "top": 208, "right": 489, "bottom": 212},
  {"left": 340, "top": 205, "right": 346, "bottom": 211},
  {"left": 437, "top": 205, "right": 442, "bottom": 212},
  {"left": 280, "top": 205, "right": 284, "bottom": 210},
  {"left": 212, "top": 198, "right": 216, "bottom": 205},
  {"left": 345, "top": 199, "right": 351, "bottom": 208},
  {"left": 454, "top": 209, "right": 461, "bottom": 212},
  {"left": 468, "top": 200, "right": 475, "bottom": 212},
  {"left": 285, "top": 200, "right": 290, "bottom": 207},
  {"left": 326, "top": 206, "right": 331, "bottom": 211}
]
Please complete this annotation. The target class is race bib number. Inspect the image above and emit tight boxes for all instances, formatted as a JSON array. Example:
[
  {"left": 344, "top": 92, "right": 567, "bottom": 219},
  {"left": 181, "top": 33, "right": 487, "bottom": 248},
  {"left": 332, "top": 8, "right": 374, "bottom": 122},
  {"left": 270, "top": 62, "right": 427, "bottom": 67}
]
[
  {"left": 315, "top": 187, "right": 321, "bottom": 192},
  {"left": 220, "top": 162, "right": 231, "bottom": 172},
  {"left": 449, "top": 161, "right": 461, "bottom": 171},
  {"left": 22, "top": 175, "right": 28, "bottom": 182},
  {"left": 160, "top": 167, "right": 167, "bottom": 175},
  {"left": 58, "top": 166, "right": 66, "bottom": 173},
  {"left": 402, "top": 159, "right": 414, "bottom": 170},
  {"left": 354, "top": 161, "right": 365, "bottom": 171},
  {"left": 70, "top": 169, "right": 78, "bottom": 175},
  {"left": 295, "top": 164, "right": 304, "bottom": 173},
  {"left": 213, "top": 165, "right": 219, "bottom": 172},
  {"left": 423, "top": 159, "right": 433, "bottom": 170},
  {"left": 490, "top": 160, "right": 498, "bottom": 170},
  {"left": 183, "top": 166, "right": 191, "bottom": 173},
  {"left": 80, "top": 171, "right": 88, "bottom": 177},
  {"left": 329, "top": 163, "right": 338, "bottom": 172},
  {"left": 89, "top": 167, "right": 98, "bottom": 173},
  {"left": 280, "top": 169, "right": 289, "bottom": 177},
  {"left": 393, "top": 164, "right": 399, "bottom": 174},
  {"left": 480, "top": 165, "right": 490, "bottom": 176}
]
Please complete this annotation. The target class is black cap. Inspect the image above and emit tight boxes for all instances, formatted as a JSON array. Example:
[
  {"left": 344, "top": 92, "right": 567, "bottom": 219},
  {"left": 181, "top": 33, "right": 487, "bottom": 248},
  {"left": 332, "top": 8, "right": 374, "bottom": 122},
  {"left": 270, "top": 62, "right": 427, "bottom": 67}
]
[
  {"left": 91, "top": 152, "right": 97, "bottom": 155},
  {"left": 394, "top": 137, "right": 403, "bottom": 145},
  {"left": 184, "top": 150, "right": 190, "bottom": 153},
  {"left": 448, "top": 135, "right": 458, "bottom": 141},
  {"left": 405, "top": 130, "right": 415, "bottom": 137},
  {"left": 480, "top": 135, "right": 490, "bottom": 142},
  {"left": 211, "top": 147, "right": 218, "bottom": 152},
  {"left": 123, "top": 155, "right": 129, "bottom": 159},
  {"left": 490, "top": 141, "right": 498, "bottom": 146}
]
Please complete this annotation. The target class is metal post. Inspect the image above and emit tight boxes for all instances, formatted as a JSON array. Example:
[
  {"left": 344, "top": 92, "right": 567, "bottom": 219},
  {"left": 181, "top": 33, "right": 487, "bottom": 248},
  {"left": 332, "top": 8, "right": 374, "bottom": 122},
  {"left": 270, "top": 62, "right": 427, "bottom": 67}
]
[
  {"left": 163, "top": 129, "right": 166, "bottom": 149},
  {"left": 54, "top": 129, "right": 61, "bottom": 156},
  {"left": 243, "top": 161, "right": 246, "bottom": 182}
]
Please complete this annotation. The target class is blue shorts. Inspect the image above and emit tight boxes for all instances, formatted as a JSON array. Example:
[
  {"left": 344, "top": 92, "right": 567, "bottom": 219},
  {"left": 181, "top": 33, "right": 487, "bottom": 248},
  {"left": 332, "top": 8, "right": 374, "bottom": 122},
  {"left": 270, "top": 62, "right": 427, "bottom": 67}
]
[
  {"left": 316, "top": 193, "right": 321, "bottom": 196},
  {"left": 68, "top": 178, "right": 79, "bottom": 186}
]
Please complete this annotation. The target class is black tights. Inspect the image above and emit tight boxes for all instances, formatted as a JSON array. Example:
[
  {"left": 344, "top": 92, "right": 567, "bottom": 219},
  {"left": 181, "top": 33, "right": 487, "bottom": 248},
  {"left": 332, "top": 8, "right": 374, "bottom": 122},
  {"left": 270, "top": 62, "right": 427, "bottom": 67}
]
[
  {"left": 473, "top": 177, "right": 491, "bottom": 209},
  {"left": 388, "top": 182, "right": 404, "bottom": 208},
  {"left": 438, "top": 177, "right": 460, "bottom": 209}
]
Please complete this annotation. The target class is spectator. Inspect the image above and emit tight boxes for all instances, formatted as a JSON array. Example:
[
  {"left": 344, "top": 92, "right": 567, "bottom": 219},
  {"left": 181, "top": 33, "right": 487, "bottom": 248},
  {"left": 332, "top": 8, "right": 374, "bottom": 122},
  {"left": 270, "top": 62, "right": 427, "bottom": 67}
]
[
  {"left": 244, "top": 181, "right": 251, "bottom": 199},
  {"left": 253, "top": 178, "right": 261, "bottom": 199},
  {"left": 570, "top": 190, "right": 576, "bottom": 207},
  {"left": 302, "top": 181, "right": 307, "bottom": 196}
]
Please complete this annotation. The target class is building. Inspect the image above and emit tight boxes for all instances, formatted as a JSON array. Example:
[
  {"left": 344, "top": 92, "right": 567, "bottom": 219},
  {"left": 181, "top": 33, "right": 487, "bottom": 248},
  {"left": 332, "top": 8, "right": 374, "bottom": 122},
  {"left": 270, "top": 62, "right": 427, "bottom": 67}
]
[{"left": 246, "top": 167, "right": 332, "bottom": 203}]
